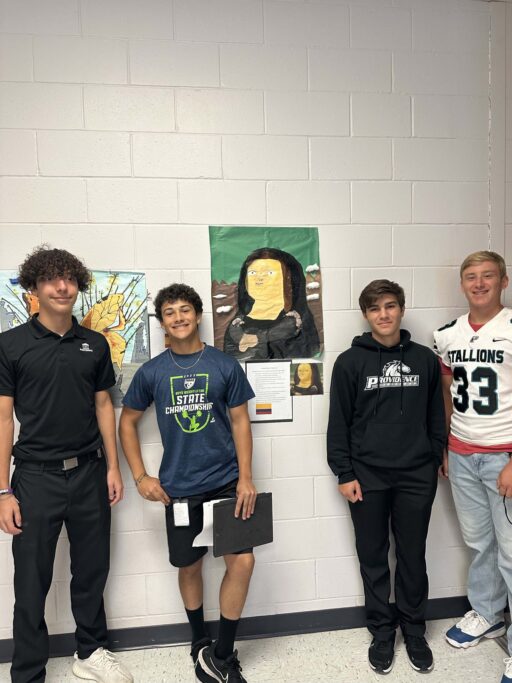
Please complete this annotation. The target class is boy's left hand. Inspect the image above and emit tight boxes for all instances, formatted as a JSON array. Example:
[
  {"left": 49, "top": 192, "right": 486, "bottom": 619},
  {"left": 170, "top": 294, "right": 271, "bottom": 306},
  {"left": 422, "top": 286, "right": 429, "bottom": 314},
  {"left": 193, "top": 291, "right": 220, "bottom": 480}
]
[
  {"left": 107, "top": 466, "right": 124, "bottom": 506},
  {"left": 497, "top": 460, "right": 512, "bottom": 498},
  {"left": 235, "top": 479, "right": 257, "bottom": 520}
]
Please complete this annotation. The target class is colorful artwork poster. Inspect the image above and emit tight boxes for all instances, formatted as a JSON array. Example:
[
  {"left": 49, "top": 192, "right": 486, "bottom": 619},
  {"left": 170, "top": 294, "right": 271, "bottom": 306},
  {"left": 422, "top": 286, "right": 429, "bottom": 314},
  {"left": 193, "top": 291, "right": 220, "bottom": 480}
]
[
  {"left": 0, "top": 270, "right": 149, "bottom": 406},
  {"left": 290, "top": 361, "right": 324, "bottom": 396},
  {"left": 209, "top": 226, "right": 324, "bottom": 361}
]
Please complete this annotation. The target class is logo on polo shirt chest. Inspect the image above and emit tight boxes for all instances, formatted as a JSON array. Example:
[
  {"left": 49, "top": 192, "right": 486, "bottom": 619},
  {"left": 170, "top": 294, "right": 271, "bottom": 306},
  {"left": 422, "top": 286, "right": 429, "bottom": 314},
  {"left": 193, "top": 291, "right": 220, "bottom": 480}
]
[{"left": 79, "top": 342, "right": 93, "bottom": 353}]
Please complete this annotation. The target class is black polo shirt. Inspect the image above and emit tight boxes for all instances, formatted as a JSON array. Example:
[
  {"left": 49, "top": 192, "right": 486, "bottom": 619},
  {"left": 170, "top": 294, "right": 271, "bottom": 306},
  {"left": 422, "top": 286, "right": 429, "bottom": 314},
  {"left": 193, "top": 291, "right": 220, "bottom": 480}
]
[{"left": 0, "top": 315, "right": 115, "bottom": 462}]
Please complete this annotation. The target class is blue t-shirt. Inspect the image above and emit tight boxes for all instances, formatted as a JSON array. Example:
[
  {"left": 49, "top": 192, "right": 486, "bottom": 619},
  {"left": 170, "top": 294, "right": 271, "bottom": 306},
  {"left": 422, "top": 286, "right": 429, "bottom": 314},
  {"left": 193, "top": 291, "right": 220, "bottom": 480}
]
[{"left": 123, "top": 345, "right": 255, "bottom": 497}]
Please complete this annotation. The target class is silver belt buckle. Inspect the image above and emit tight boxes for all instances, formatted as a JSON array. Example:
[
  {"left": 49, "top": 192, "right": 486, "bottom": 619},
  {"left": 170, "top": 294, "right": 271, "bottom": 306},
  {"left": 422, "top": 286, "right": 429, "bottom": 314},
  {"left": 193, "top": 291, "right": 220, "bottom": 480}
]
[{"left": 62, "top": 457, "right": 79, "bottom": 471}]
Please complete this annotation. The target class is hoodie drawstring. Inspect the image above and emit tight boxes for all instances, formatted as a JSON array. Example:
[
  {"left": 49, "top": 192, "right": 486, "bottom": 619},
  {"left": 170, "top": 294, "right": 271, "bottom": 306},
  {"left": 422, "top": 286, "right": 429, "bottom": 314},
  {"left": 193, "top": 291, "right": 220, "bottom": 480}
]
[
  {"left": 399, "top": 344, "right": 404, "bottom": 416},
  {"left": 373, "top": 347, "right": 382, "bottom": 416}
]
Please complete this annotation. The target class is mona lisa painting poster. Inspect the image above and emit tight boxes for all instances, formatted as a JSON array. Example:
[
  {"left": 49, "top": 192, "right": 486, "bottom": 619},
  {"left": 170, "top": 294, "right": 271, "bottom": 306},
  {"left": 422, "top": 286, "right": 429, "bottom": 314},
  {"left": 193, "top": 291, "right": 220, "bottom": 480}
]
[{"left": 209, "top": 226, "right": 324, "bottom": 361}]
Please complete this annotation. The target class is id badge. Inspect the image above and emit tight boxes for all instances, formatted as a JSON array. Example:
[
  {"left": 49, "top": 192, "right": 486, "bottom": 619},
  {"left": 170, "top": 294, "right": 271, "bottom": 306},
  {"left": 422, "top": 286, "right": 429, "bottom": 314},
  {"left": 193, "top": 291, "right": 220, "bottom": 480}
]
[{"left": 173, "top": 500, "right": 190, "bottom": 527}]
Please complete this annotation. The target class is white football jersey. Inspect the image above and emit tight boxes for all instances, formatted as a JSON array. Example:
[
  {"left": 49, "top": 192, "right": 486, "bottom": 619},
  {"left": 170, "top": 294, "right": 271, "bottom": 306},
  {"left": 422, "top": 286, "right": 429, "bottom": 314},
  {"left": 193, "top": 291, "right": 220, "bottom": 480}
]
[{"left": 433, "top": 307, "right": 512, "bottom": 446}]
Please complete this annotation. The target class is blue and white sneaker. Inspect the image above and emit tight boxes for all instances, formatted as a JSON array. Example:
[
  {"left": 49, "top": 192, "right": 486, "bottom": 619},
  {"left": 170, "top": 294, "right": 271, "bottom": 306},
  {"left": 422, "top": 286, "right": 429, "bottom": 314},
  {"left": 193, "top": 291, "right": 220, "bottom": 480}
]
[
  {"left": 501, "top": 656, "right": 512, "bottom": 682},
  {"left": 445, "top": 610, "right": 506, "bottom": 648}
]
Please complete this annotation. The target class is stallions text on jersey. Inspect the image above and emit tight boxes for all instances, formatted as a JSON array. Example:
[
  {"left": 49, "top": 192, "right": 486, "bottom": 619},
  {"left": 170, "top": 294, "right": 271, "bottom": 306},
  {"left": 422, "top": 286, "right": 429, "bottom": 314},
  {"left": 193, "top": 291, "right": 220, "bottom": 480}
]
[{"left": 433, "top": 307, "right": 512, "bottom": 446}]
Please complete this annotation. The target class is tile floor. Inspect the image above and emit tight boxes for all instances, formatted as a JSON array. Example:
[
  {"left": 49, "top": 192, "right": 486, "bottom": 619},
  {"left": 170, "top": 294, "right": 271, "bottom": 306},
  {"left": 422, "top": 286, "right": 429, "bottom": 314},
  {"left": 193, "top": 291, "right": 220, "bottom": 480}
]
[{"left": 0, "top": 618, "right": 508, "bottom": 682}]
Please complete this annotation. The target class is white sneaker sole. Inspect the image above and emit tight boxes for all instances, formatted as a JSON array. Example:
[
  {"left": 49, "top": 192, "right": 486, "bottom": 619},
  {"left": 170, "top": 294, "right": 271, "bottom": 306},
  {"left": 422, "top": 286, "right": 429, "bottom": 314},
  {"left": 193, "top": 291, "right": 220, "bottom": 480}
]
[
  {"left": 196, "top": 662, "right": 217, "bottom": 683},
  {"left": 197, "top": 650, "right": 223, "bottom": 683},
  {"left": 445, "top": 625, "right": 506, "bottom": 649},
  {"left": 72, "top": 661, "right": 133, "bottom": 683},
  {"left": 369, "top": 655, "right": 394, "bottom": 675},
  {"left": 369, "top": 662, "right": 394, "bottom": 675},
  {"left": 407, "top": 657, "right": 434, "bottom": 673},
  {"left": 72, "top": 661, "right": 101, "bottom": 681}
]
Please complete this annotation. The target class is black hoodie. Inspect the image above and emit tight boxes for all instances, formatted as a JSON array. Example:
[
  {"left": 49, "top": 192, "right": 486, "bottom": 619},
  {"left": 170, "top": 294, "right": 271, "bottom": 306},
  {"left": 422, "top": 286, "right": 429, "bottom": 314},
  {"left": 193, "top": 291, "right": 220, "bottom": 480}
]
[{"left": 327, "top": 330, "right": 445, "bottom": 484}]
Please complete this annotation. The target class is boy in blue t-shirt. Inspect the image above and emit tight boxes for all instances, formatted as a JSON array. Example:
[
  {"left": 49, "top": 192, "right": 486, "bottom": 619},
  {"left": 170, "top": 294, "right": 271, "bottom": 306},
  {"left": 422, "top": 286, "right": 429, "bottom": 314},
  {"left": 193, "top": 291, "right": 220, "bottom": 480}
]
[{"left": 119, "top": 284, "right": 256, "bottom": 683}]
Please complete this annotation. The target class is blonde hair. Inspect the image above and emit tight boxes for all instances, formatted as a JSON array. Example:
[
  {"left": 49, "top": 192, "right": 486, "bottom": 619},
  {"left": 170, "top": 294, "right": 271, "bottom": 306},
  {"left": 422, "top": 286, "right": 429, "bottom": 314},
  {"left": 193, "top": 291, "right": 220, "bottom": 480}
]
[{"left": 460, "top": 251, "right": 507, "bottom": 279}]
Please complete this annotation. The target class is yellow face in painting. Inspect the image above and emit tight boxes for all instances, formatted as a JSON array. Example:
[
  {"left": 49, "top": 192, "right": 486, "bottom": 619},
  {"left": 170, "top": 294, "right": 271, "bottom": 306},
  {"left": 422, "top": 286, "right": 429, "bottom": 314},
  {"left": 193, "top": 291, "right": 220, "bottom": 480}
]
[
  {"left": 246, "top": 259, "right": 284, "bottom": 302},
  {"left": 297, "top": 363, "right": 313, "bottom": 387}
]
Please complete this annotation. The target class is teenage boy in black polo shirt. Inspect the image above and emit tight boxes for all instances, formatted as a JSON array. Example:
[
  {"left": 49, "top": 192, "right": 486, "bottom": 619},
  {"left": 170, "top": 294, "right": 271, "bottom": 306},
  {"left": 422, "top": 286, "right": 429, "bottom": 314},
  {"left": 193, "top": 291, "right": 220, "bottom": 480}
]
[{"left": 0, "top": 247, "right": 133, "bottom": 683}]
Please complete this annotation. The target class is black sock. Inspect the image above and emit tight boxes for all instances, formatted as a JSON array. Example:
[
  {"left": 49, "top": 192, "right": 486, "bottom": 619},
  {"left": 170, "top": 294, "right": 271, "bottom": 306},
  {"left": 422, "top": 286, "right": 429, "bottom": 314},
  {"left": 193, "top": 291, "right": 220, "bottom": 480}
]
[
  {"left": 185, "top": 605, "right": 207, "bottom": 644},
  {"left": 215, "top": 614, "right": 239, "bottom": 660}
]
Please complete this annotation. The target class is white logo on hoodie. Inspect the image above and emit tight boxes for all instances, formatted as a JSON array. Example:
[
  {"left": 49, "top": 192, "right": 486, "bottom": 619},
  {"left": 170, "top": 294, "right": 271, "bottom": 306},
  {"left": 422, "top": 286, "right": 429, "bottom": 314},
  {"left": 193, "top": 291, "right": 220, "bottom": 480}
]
[{"left": 364, "top": 361, "right": 419, "bottom": 391}]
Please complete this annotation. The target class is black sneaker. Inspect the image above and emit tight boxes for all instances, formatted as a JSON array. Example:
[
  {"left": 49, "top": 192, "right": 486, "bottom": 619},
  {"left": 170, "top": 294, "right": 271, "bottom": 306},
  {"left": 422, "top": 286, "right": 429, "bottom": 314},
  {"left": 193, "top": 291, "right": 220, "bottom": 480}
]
[
  {"left": 368, "top": 637, "right": 395, "bottom": 674},
  {"left": 404, "top": 635, "right": 434, "bottom": 672},
  {"left": 197, "top": 642, "right": 247, "bottom": 682},
  {"left": 191, "top": 637, "right": 212, "bottom": 665},
  {"left": 191, "top": 638, "right": 214, "bottom": 683}
]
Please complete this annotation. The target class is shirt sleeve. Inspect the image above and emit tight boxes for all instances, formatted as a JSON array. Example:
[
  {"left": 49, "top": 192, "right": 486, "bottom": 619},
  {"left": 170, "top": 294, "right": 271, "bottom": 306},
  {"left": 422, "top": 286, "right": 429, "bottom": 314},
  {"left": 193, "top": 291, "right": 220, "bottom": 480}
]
[
  {"left": 95, "top": 337, "right": 116, "bottom": 391},
  {"left": 327, "top": 354, "right": 358, "bottom": 484},
  {"left": 439, "top": 358, "right": 452, "bottom": 375},
  {"left": 226, "top": 360, "right": 255, "bottom": 408},
  {"left": 0, "top": 342, "right": 15, "bottom": 397},
  {"left": 427, "top": 353, "right": 446, "bottom": 464},
  {"left": 122, "top": 365, "right": 154, "bottom": 411},
  {"left": 433, "top": 329, "right": 451, "bottom": 368}
]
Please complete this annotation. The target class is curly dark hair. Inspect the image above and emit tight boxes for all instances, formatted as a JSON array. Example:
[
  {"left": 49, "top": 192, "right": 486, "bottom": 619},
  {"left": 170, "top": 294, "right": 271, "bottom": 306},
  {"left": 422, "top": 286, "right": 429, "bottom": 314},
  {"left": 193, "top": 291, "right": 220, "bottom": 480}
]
[
  {"left": 18, "top": 245, "right": 90, "bottom": 292},
  {"left": 154, "top": 283, "right": 203, "bottom": 321}
]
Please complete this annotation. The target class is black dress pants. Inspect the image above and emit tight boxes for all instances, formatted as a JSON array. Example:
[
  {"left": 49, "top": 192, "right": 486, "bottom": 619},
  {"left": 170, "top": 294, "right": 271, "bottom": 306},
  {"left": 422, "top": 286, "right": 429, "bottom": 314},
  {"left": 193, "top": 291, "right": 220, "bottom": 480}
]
[
  {"left": 10, "top": 456, "right": 111, "bottom": 683},
  {"left": 349, "top": 460, "right": 438, "bottom": 641}
]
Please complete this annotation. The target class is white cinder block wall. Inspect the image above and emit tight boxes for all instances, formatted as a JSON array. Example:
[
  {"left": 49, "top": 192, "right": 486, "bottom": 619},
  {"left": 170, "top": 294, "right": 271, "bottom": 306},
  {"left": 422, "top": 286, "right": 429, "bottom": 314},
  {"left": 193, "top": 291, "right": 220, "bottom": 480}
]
[{"left": 0, "top": 0, "right": 506, "bottom": 641}]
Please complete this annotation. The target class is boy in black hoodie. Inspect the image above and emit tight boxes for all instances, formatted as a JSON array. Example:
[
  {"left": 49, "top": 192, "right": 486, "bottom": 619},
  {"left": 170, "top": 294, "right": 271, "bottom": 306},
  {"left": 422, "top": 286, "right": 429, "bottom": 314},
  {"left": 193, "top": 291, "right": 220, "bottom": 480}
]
[{"left": 327, "top": 279, "right": 445, "bottom": 675}]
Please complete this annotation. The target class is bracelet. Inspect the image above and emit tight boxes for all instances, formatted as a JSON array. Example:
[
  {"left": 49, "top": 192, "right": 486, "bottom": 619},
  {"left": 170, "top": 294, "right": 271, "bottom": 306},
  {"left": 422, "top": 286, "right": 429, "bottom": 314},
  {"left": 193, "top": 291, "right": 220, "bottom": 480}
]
[
  {"left": 135, "top": 473, "right": 148, "bottom": 486},
  {"left": 0, "top": 488, "right": 14, "bottom": 496}
]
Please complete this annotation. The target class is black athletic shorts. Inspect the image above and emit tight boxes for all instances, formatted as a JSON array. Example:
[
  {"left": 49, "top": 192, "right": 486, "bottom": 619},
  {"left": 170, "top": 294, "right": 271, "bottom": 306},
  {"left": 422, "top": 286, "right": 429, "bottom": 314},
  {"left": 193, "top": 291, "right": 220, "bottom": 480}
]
[{"left": 164, "top": 478, "right": 253, "bottom": 568}]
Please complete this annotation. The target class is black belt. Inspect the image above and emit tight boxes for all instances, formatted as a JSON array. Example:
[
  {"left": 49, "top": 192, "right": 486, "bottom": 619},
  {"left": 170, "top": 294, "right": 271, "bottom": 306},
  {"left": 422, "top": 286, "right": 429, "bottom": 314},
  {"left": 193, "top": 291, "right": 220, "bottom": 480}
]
[{"left": 14, "top": 448, "right": 104, "bottom": 472}]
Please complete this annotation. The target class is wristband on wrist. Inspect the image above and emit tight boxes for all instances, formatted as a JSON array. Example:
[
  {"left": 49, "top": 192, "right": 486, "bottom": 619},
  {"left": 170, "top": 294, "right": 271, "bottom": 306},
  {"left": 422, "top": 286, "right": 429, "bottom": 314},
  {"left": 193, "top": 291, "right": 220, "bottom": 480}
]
[
  {"left": 135, "top": 472, "right": 148, "bottom": 486},
  {"left": 0, "top": 488, "right": 14, "bottom": 496}
]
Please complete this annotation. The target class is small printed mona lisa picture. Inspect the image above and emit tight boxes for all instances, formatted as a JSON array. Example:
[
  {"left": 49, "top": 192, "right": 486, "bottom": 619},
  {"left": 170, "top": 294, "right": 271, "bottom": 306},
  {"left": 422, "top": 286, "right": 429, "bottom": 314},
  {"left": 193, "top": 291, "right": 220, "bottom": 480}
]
[{"left": 290, "top": 362, "right": 324, "bottom": 396}]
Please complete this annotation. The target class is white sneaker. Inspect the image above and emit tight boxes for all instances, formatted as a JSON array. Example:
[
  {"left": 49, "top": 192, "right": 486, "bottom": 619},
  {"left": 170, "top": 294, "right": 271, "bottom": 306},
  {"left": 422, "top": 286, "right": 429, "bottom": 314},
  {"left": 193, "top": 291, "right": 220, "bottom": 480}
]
[
  {"left": 72, "top": 647, "right": 134, "bottom": 683},
  {"left": 445, "top": 610, "right": 506, "bottom": 648},
  {"left": 502, "top": 657, "right": 512, "bottom": 682}
]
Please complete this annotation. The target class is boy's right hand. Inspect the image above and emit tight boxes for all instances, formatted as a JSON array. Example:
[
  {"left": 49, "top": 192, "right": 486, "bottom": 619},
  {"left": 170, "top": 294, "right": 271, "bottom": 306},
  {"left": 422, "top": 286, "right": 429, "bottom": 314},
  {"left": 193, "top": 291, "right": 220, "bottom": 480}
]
[
  {"left": 0, "top": 495, "right": 22, "bottom": 535},
  {"left": 438, "top": 449, "right": 449, "bottom": 479},
  {"left": 137, "top": 476, "right": 171, "bottom": 505},
  {"left": 338, "top": 479, "right": 363, "bottom": 503}
]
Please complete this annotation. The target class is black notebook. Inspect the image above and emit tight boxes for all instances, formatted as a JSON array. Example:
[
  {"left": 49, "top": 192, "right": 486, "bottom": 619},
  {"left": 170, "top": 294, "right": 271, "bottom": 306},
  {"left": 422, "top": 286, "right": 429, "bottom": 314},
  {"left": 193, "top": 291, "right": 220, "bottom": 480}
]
[{"left": 212, "top": 492, "right": 273, "bottom": 558}]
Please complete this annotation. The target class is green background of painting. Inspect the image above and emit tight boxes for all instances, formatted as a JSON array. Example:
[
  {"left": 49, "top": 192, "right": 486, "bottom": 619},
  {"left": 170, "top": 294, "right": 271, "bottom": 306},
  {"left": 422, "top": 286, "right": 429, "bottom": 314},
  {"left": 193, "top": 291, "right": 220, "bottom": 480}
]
[{"left": 209, "top": 226, "right": 320, "bottom": 283}]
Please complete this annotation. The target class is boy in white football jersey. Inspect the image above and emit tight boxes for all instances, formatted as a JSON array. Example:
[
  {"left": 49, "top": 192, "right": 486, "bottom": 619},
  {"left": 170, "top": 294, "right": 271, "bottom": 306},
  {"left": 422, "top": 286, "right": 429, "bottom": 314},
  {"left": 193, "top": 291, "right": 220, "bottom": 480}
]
[{"left": 433, "top": 251, "right": 512, "bottom": 683}]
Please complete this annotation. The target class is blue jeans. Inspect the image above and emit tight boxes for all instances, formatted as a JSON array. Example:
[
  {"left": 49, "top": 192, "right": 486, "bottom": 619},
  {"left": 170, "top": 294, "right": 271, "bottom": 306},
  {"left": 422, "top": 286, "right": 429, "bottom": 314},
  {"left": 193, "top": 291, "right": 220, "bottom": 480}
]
[{"left": 449, "top": 451, "right": 512, "bottom": 651}]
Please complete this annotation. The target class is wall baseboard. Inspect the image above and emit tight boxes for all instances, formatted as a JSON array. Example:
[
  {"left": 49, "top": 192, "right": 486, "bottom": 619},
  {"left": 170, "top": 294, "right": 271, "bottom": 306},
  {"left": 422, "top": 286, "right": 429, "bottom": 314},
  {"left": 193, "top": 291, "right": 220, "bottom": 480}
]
[{"left": 0, "top": 595, "right": 471, "bottom": 664}]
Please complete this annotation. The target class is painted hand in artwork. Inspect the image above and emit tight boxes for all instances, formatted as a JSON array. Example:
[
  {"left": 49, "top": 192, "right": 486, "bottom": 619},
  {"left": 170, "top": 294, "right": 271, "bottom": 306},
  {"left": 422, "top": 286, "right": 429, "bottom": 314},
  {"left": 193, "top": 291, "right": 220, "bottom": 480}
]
[
  {"left": 239, "top": 333, "right": 258, "bottom": 353},
  {"left": 81, "top": 293, "right": 127, "bottom": 368}
]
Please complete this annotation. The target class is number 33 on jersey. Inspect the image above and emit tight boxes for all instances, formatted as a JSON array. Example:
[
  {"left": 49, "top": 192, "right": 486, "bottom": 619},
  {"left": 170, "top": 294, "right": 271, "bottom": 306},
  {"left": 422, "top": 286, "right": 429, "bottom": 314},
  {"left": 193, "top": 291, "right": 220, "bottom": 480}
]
[{"left": 433, "top": 308, "right": 512, "bottom": 446}]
